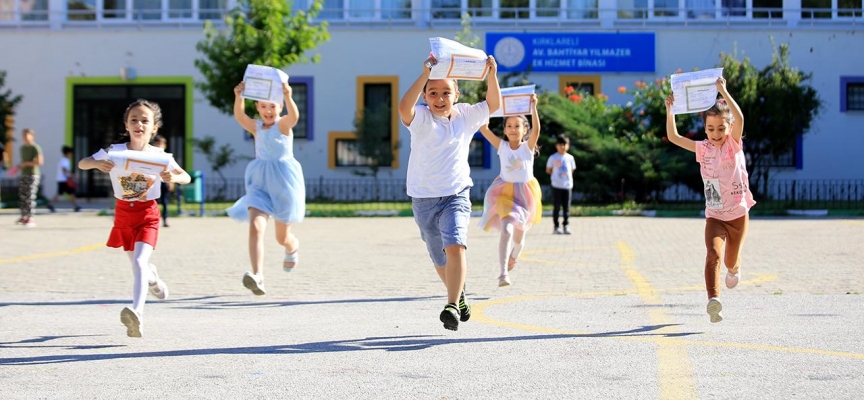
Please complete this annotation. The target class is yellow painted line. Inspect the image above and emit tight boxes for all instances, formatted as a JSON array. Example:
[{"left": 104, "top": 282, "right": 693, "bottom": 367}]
[
  {"left": 616, "top": 241, "right": 697, "bottom": 400},
  {"left": 675, "top": 273, "right": 779, "bottom": 291},
  {"left": 0, "top": 242, "right": 104, "bottom": 265},
  {"left": 844, "top": 220, "right": 864, "bottom": 227}
]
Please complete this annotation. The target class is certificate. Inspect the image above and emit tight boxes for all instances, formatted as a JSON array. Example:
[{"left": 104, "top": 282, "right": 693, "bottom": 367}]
[
  {"left": 125, "top": 158, "right": 168, "bottom": 175},
  {"left": 428, "top": 37, "right": 489, "bottom": 81},
  {"left": 242, "top": 64, "right": 290, "bottom": 104},
  {"left": 491, "top": 84, "right": 536, "bottom": 117},
  {"left": 670, "top": 68, "right": 724, "bottom": 115}
]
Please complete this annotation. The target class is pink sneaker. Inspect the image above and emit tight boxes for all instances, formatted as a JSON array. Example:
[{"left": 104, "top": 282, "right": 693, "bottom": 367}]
[{"left": 725, "top": 271, "right": 740, "bottom": 289}]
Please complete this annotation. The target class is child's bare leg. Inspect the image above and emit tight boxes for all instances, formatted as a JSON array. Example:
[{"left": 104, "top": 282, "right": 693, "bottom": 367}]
[
  {"left": 443, "top": 245, "right": 466, "bottom": 304},
  {"left": 274, "top": 220, "right": 299, "bottom": 269},
  {"left": 498, "top": 217, "right": 515, "bottom": 277},
  {"left": 434, "top": 265, "right": 446, "bottom": 283},
  {"left": 510, "top": 227, "right": 527, "bottom": 270},
  {"left": 248, "top": 207, "right": 269, "bottom": 276}
]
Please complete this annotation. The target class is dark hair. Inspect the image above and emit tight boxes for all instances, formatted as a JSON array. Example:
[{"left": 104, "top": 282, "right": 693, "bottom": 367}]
[
  {"left": 703, "top": 99, "right": 733, "bottom": 125},
  {"left": 503, "top": 115, "right": 540, "bottom": 156},
  {"left": 61, "top": 145, "right": 73, "bottom": 155},
  {"left": 423, "top": 79, "right": 459, "bottom": 93},
  {"left": 151, "top": 134, "right": 167, "bottom": 145},
  {"left": 117, "top": 99, "right": 163, "bottom": 143},
  {"left": 555, "top": 134, "right": 570, "bottom": 145}
]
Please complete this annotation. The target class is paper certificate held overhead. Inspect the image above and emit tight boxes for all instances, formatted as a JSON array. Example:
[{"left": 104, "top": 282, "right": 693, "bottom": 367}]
[
  {"left": 428, "top": 37, "right": 488, "bottom": 81},
  {"left": 491, "top": 84, "right": 536, "bottom": 117},
  {"left": 669, "top": 68, "right": 724, "bottom": 115},
  {"left": 242, "top": 64, "right": 290, "bottom": 105}
]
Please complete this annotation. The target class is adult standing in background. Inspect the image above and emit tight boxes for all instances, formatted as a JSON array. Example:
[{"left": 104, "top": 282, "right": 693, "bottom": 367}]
[{"left": 17, "top": 128, "right": 43, "bottom": 226}]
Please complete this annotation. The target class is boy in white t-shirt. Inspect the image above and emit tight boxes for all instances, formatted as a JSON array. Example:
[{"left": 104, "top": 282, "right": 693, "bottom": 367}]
[
  {"left": 398, "top": 52, "right": 501, "bottom": 331},
  {"left": 545, "top": 135, "right": 577, "bottom": 234},
  {"left": 47, "top": 146, "right": 81, "bottom": 213}
]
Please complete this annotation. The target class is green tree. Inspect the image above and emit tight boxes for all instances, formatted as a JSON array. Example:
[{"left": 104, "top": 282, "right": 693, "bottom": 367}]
[
  {"left": 192, "top": 136, "right": 252, "bottom": 200},
  {"left": 717, "top": 42, "right": 822, "bottom": 198},
  {"left": 194, "top": 0, "right": 330, "bottom": 117},
  {"left": 0, "top": 71, "right": 23, "bottom": 170},
  {"left": 352, "top": 105, "right": 400, "bottom": 199}
]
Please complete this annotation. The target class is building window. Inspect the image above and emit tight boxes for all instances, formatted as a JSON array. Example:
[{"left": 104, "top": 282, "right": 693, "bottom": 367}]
[
  {"left": 753, "top": 0, "right": 783, "bottom": 18},
  {"left": 290, "top": 77, "right": 314, "bottom": 140},
  {"left": 802, "top": 0, "right": 832, "bottom": 18},
  {"left": 559, "top": 75, "right": 601, "bottom": 97},
  {"left": 0, "top": 0, "right": 49, "bottom": 21},
  {"left": 468, "top": 136, "right": 489, "bottom": 168},
  {"left": 838, "top": 0, "right": 863, "bottom": 17},
  {"left": 721, "top": 0, "right": 746, "bottom": 16},
  {"left": 841, "top": 77, "right": 864, "bottom": 112},
  {"left": 328, "top": 76, "right": 399, "bottom": 169}
]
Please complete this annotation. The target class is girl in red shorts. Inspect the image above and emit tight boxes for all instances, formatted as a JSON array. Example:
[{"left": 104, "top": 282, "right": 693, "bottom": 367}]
[{"left": 78, "top": 99, "right": 191, "bottom": 338}]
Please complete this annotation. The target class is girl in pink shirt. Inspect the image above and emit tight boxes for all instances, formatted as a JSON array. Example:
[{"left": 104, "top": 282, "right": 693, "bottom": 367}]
[{"left": 664, "top": 76, "right": 755, "bottom": 323}]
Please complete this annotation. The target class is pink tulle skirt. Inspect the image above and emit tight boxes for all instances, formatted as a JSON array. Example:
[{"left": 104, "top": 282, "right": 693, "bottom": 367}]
[{"left": 478, "top": 176, "right": 542, "bottom": 231}]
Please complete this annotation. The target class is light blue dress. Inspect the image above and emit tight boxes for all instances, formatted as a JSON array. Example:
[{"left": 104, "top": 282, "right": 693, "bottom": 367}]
[{"left": 227, "top": 119, "right": 306, "bottom": 223}]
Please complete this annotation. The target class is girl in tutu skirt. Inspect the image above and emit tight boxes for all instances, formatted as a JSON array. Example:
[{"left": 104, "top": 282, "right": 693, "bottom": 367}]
[
  {"left": 478, "top": 94, "right": 541, "bottom": 287},
  {"left": 227, "top": 80, "right": 305, "bottom": 296}
]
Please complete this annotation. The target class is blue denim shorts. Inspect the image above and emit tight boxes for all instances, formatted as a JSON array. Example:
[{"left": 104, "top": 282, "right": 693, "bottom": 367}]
[{"left": 411, "top": 187, "right": 472, "bottom": 267}]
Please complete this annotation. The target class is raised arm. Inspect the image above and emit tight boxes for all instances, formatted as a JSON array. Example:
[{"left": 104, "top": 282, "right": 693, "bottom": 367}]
[
  {"left": 479, "top": 124, "right": 502, "bottom": 149},
  {"left": 485, "top": 56, "right": 501, "bottom": 114},
  {"left": 278, "top": 83, "right": 299, "bottom": 136},
  {"left": 716, "top": 76, "right": 744, "bottom": 143},
  {"left": 399, "top": 56, "right": 434, "bottom": 126},
  {"left": 665, "top": 94, "right": 696, "bottom": 153},
  {"left": 233, "top": 82, "right": 257, "bottom": 134},
  {"left": 526, "top": 94, "right": 540, "bottom": 151}
]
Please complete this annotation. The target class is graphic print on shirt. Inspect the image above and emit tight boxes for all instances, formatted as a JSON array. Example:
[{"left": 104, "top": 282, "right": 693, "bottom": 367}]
[
  {"left": 554, "top": 159, "right": 569, "bottom": 179},
  {"left": 703, "top": 178, "right": 723, "bottom": 209},
  {"left": 505, "top": 154, "right": 523, "bottom": 173},
  {"left": 119, "top": 172, "right": 156, "bottom": 201}
]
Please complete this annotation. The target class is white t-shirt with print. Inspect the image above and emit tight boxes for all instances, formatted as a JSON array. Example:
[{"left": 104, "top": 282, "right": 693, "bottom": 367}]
[
  {"left": 405, "top": 102, "right": 490, "bottom": 198},
  {"left": 546, "top": 152, "right": 576, "bottom": 189},
  {"left": 56, "top": 157, "right": 71, "bottom": 182},
  {"left": 498, "top": 141, "right": 534, "bottom": 183},
  {"left": 92, "top": 143, "right": 180, "bottom": 201}
]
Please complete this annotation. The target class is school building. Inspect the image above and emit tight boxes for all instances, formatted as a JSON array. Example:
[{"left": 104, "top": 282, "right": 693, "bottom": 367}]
[{"left": 0, "top": 0, "right": 862, "bottom": 199}]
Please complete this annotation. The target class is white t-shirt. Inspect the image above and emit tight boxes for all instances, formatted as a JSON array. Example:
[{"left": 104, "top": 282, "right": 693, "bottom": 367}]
[
  {"left": 405, "top": 102, "right": 490, "bottom": 198},
  {"left": 92, "top": 143, "right": 180, "bottom": 201},
  {"left": 56, "top": 157, "right": 71, "bottom": 182},
  {"left": 498, "top": 141, "right": 534, "bottom": 183},
  {"left": 546, "top": 152, "right": 577, "bottom": 189}
]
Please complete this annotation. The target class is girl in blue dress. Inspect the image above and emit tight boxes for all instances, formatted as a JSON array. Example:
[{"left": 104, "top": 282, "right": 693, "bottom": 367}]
[{"left": 227, "top": 80, "right": 305, "bottom": 296}]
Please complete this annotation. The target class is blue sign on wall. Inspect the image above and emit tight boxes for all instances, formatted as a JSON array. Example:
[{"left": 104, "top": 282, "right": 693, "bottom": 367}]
[{"left": 486, "top": 32, "right": 655, "bottom": 73}]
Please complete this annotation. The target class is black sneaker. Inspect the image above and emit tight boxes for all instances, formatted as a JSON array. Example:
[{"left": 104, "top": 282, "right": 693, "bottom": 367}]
[
  {"left": 47, "top": 204, "right": 56, "bottom": 213},
  {"left": 439, "top": 303, "right": 460, "bottom": 331},
  {"left": 458, "top": 288, "right": 471, "bottom": 322}
]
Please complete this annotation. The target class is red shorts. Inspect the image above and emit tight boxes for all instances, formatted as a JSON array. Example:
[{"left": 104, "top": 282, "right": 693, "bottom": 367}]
[{"left": 107, "top": 199, "right": 160, "bottom": 251}]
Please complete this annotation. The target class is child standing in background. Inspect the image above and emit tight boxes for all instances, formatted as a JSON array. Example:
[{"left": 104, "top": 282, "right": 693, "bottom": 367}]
[
  {"left": 398, "top": 52, "right": 501, "bottom": 331},
  {"left": 47, "top": 146, "right": 81, "bottom": 213},
  {"left": 78, "top": 99, "right": 191, "bottom": 337},
  {"left": 545, "top": 135, "right": 576, "bottom": 234},
  {"left": 664, "top": 76, "right": 755, "bottom": 323},
  {"left": 477, "top": 94, "right": 542, "bottom": 287},
  {"left": 227, "top": 79, "right": 305, "bottom": 296}
]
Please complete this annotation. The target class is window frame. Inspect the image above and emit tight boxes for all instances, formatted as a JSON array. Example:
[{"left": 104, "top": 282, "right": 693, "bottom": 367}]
[
  {"left": 840, "top": 76, "right": 864, "bottom": 112},
  {"left": 559, "top": 75, "right": 602, "bottom": 97},
  {"left": 328, "top": 76, "right": 399, "bottom": 169}
]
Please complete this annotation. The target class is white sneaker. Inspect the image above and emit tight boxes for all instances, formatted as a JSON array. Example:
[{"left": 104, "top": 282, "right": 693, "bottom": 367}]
[
  {"left": 242, "top": 272, "right": 266, "bottom": 295},
  {"left": 563, "top": 226, "right": 572, "bottom": 235},
  {"left": 120, "top": 307, "right": 143, "bottom": 338},
  {"left": 498, "top": 274, "right": 511, "bottom": 287},
  {"left": 148, "top": 264, "right": 168, "bottom": 300},
  {"left": 707, "top": 297, "right": 723, "bottom": 323},
  {"left": 725, "top": 271, "right": 740, "bottom": 289},
  {"left": 553, "top": 227, "right": 563, "bottom": 235}
]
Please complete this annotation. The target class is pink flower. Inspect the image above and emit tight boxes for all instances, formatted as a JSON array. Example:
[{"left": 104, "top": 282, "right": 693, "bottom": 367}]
[{"left": 618, "top": 86, "right": 627, "bottom": 94}]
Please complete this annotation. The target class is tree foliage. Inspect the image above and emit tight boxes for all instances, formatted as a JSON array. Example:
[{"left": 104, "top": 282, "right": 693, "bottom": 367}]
[
  {"left": 191, "top": 136, "right": 252, "bottom": 200},
  {"left": 194, "top": 0, "right": 330, "bottom": 117},
  {"left": 352, "top": 105, "right": 398, "bottom": 180},
  {"left": 0, "top": 71, "right": 23, "bottom": 169}
]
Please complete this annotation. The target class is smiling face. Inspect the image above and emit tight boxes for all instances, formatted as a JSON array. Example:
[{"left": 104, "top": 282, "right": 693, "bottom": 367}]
[
  {"left": 704, "top": 114, "right": 730, "bottom": 147},
  {"left": 422, "top": 79, "right": 459, "bottom": 118},
  {"left": 504, "top": 116, "right": 528, "bottom": 146},
  {"left": 255, "top": 101, "right": 283, "bottom": 126},
  {"left": 124, "top": 106, "right": 158, "bottom": 147}
]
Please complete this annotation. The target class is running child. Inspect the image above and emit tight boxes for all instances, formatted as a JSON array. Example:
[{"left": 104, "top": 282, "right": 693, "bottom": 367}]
[
  {"left": 664, "top": 76, "right": 755, "bottom": 323},
  {"left": 227, "top": 80, "right": 305, "bottom": 296},
  {"left": 477, "top": 94, "right": 542, "bottom": 287},
  {"left": 398, "top": 52, "right": 501, "bottom": 331},
  {"left": 78, "top": 99, "right": 191, "bottom": 337}
]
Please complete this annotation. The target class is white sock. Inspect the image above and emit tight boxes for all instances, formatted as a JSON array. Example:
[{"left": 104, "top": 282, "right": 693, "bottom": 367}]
[{"left": 498, "top": 219, "right": 514, "bottom": 277}]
